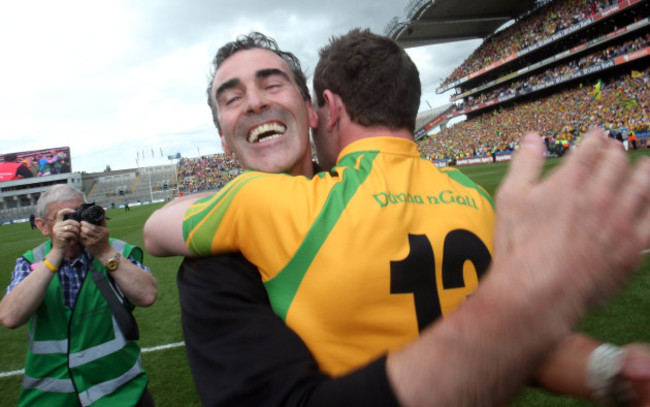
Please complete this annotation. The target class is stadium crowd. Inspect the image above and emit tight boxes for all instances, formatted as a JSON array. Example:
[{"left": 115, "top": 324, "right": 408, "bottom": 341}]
[
  {"left": 176, "top": 154, "right": 241, "bottom": 193},
  {"left": 419, "top": 67, "right": 649, "bottom": 162},
  {"left": 454, "top": 33, "right": 649, "bottom": 111},
  {"left": 176, "top": 146, "right": 321, "bottom": 194},
  {"left": 441, "top": 0, "right": 634, "bottom": 88}
]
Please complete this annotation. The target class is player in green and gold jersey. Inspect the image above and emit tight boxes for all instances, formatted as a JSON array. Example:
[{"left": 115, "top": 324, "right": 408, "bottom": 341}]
[{"left": 182, "top": 136, "right": 494, "bottom": 376}]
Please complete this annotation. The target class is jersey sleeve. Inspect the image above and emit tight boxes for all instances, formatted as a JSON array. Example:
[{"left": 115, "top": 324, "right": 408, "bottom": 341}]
[
  {"left": 182, "top": 171, "right": 319, "bottom": 264},
  {"left": 182, "top": 172, "right": 267, "bottom": 256}
]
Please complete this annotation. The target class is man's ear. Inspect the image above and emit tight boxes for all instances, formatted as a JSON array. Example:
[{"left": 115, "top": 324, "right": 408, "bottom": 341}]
[
  {"left": 219, "top": 133, "right": 233, "bottom": 155},
  {"left": 322, "top": 90, "right": 341, "bottom": 132},
  {"left": 34, "top": 218, "right": 50, "bottom": 237},
  {"left": 305, "top": 99, "right": 319, "bottom": 130}
]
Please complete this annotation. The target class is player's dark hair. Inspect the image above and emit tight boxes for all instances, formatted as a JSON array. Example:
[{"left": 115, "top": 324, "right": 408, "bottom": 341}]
[
  {"left": 314, "top": 28, "right": 421, "bottom": 133},
  {"left": 207, "top": 32, "right": 311, "bottom": 130}
]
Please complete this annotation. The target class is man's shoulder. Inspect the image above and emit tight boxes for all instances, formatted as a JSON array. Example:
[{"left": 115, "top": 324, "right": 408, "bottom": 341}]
[
  {"left": 215, "top": 170, "right": 318, "bottom": 203},
  {"left": 20, "top": 241, "right": 51, "bottom": 262},
  {"left": 187, "top": 173, "right": 300, "bottom": 226}
]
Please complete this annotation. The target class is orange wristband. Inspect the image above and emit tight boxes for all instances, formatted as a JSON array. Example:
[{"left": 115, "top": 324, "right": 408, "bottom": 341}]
[{"left": 43, "top": 258, "right": 58, "bottom": 273}]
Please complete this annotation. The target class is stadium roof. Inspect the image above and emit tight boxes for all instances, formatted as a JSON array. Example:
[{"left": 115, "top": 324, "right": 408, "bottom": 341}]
[
  {"left": 415, "top": 103, "right": 453, "bottom": 130},
  {"left": 385, "top": 0, "right": 541, "bottom": 48}
]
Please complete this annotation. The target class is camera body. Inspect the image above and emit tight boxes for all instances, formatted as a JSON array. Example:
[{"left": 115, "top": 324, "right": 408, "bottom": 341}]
[{"left": 63, "top": 202, "right": 106, "bottom": 226}]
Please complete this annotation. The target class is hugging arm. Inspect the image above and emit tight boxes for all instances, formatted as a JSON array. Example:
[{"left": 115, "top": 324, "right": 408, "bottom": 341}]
[{"left": 143, "top": 193, "right": 213, "bottom": 257}]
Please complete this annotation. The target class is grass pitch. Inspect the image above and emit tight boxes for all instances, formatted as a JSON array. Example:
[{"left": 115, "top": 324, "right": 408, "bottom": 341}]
[{"left": 0, "top": 149, "right": 648, "bottom": 406}]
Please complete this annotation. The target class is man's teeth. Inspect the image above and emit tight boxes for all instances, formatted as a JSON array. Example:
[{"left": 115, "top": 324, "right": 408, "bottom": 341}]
[{"left": 248, "top": 123, "right": 287, "bottom": 143}]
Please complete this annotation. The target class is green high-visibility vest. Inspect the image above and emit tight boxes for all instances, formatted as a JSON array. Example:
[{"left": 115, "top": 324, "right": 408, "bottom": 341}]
[{"left": 18, "top": 239, "right": 148, "bottom": 406}]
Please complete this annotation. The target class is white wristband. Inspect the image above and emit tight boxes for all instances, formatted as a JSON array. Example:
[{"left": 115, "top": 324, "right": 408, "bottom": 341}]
[{"left": 586, "top": 343, "right": 628, "bottom": 406}]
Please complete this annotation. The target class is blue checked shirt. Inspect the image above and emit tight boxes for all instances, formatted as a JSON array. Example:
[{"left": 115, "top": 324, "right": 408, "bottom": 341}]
[{"left": 5, "top": 248, "right": 150, "bottom": 309}]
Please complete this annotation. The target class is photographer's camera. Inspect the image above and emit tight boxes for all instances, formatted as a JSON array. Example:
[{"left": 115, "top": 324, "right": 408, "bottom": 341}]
[{"left": 63, "top": 202, "right": 105, "bottom": 226}]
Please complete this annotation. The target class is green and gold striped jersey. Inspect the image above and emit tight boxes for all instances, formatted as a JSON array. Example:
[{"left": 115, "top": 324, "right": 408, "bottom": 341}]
[{"left": 184, "top": 136, "right": 495, "bottom": 376}]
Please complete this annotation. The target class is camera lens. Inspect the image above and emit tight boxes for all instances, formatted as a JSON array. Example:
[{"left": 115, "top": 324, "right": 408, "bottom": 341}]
[
  {"left": 77, "top": 202, "right": 105, "bottom": 226},
  {"left": 84, "top": 205, "right": 105, "bottom": 225}
]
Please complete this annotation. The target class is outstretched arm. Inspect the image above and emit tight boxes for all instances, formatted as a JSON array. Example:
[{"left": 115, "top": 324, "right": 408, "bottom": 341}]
[
  {"left": 143, "top": 192, "right": 213, "bottom": 257},
  {"left": 535, "top": 334, "right": 650, "bottom": 406}
]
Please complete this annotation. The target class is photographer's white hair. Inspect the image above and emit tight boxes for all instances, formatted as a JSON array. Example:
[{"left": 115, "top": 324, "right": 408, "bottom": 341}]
[{"left": 36, "top": 184, "right": 86, "bottom": 218}]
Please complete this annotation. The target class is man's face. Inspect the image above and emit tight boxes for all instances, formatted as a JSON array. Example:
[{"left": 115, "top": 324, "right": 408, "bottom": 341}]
[
  {"left": 39, "top": 198, "right": 84, "bottom": 253},
  {"left": 210, "top": 48, "right": 317, "bottom": 176}
]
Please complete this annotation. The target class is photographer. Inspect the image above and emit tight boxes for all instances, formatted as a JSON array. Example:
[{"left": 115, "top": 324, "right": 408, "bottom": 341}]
[{"left": 0, "top": 184, "right": 157, "bottom": 406}]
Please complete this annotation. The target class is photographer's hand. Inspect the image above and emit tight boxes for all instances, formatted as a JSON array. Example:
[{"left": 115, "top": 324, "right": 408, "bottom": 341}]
[
  {"left": 51, "top": 208, "right": 80, "bottom": 254},
  {"left": 80, "top": 220, "right": 112, "bottom": 260}
]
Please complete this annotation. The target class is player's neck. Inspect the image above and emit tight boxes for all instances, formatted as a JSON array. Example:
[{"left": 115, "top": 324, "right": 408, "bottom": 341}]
[{"left": 339, "top": 121, "right": 413, "bottom": 150}]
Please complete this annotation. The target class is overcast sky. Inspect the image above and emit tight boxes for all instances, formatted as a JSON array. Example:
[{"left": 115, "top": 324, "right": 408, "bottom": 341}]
[{"left": 0, "top": 1, "right": 482, "bottom": 173}]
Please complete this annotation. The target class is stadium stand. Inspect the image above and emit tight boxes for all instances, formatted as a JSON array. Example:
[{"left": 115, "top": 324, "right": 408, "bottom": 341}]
[
  {"left": 0, "top": 163, "right": 182, "bottom": 223},
  {"left": 414, "top": 103, "right": 455, "bottom": 140},
  {"left": 176, "top": 154, "right": 241, "bottom": 194},
  {"left": 385, "top": 0, "right": 538, "bottom": 48},
  {"left": 0, "top": 154, "right": 236, "bottom": 223},
  {"left": 387, "top": 0, "right": 649, "bottom": 165},
  {"left": 418, "top": 67, "right": 649, "bottom": 163},
  {"left": 0, "top": 173, "right": 83, "bottom": 224}
]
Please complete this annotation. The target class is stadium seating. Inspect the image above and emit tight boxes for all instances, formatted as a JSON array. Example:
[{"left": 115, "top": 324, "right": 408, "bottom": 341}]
[{"left": 416, "top": 0, "right": 648, "bottom": 163}]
